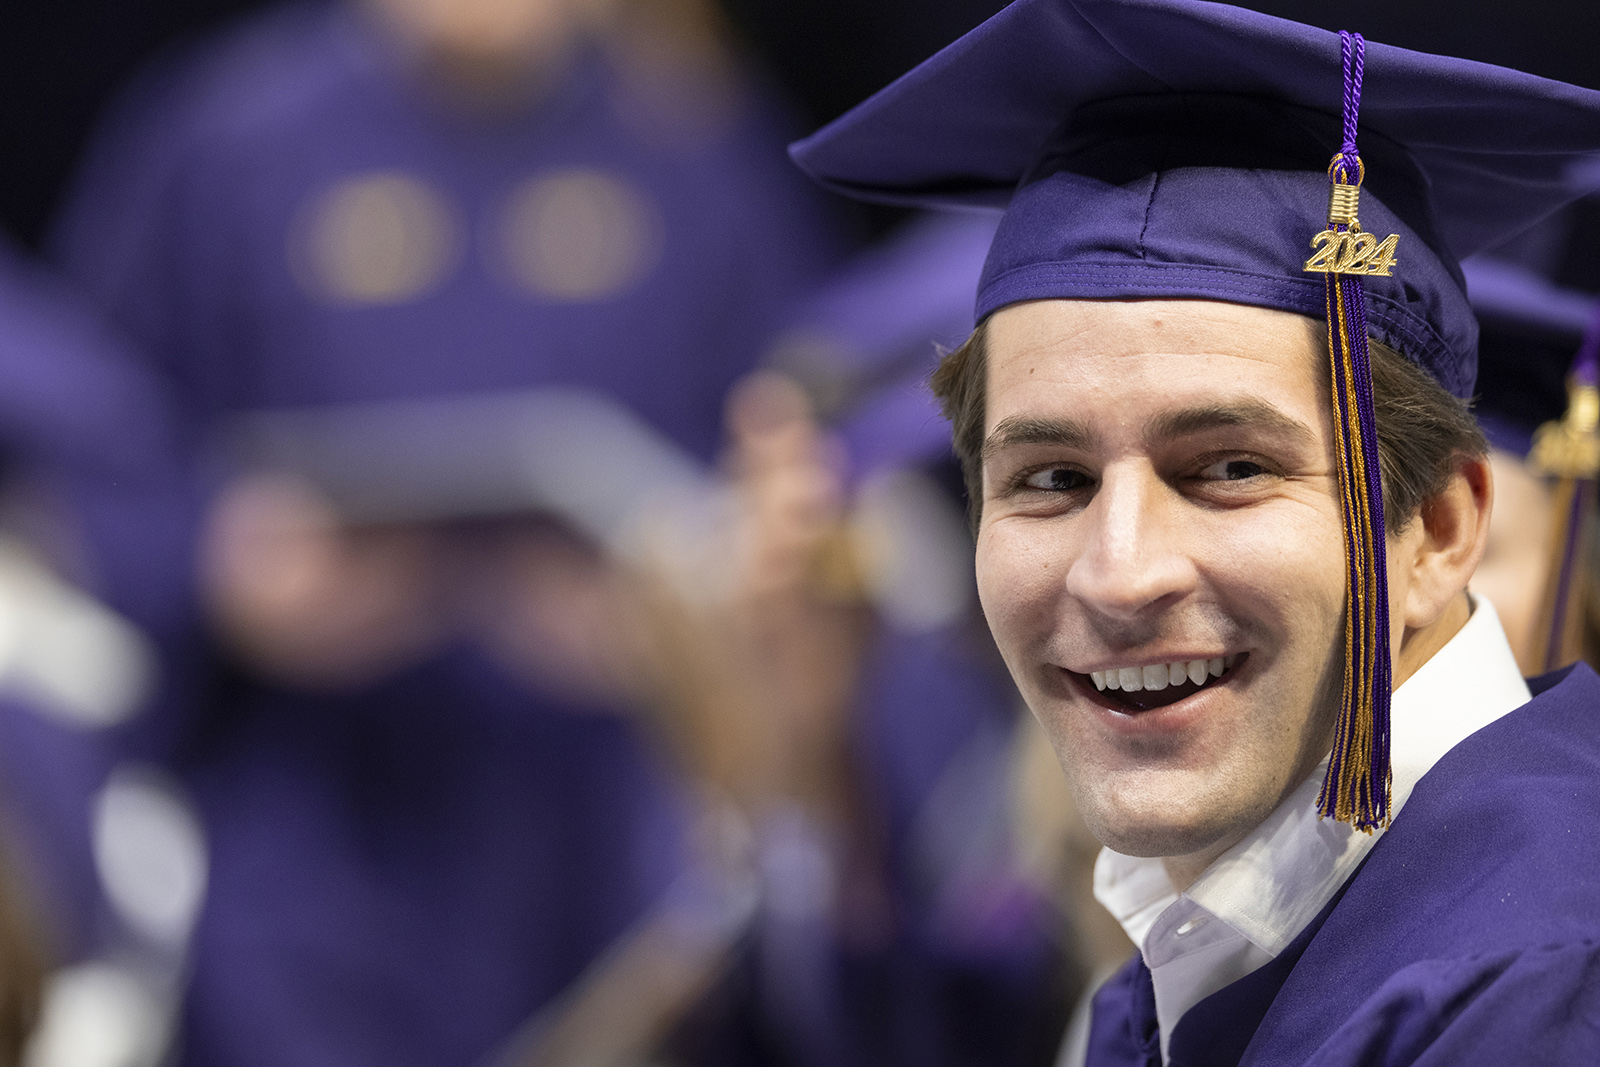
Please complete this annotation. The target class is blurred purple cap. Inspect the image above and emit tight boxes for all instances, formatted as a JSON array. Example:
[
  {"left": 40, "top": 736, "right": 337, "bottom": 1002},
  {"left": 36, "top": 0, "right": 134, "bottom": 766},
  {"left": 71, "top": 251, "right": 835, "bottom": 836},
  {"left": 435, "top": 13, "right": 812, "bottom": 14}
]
[
  {"left": 769, "top": 213, "right": 998, "bottom": 473},
  {"left": 1463, "top": 254, "right": 1600, "bottom": 455},
  {"left": 791, "top": 0, "right": 1600, "bottom": 399}
]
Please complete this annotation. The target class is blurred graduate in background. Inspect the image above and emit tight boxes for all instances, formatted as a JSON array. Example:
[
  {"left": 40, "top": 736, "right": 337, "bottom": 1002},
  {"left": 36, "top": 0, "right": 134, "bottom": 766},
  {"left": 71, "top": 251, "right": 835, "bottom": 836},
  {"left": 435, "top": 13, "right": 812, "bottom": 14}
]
[
  {"left": 475, "top": 210, "right": 1123, "bottom": 1067},
  {"left": 47, "top": 1, "right": 845, "bottom": 1065},
  {"left": 629, "top": 212, "right": 1082, "bottom": 1067},
  {"left": 1464, "top": 195, "right": 1600, "bottom": 675}
]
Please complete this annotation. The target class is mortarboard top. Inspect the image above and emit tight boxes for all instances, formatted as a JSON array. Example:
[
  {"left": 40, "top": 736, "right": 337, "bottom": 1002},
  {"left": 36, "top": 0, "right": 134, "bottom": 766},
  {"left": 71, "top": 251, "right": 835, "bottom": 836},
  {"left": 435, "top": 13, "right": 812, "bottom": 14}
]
[
  {"left": 788, "top": 0, "right": 1600, "bottom": 830},
  {"left": 791, "top": 0, "right": 1600, "bottom": 400}
]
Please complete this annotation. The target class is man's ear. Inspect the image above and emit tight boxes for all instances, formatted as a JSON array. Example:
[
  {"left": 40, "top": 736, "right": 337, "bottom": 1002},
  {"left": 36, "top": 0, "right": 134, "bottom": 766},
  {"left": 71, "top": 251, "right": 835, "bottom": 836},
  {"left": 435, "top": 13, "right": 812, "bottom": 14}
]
[{"left": 1395, "top": 452, "right": 1494, "bottom": 630}]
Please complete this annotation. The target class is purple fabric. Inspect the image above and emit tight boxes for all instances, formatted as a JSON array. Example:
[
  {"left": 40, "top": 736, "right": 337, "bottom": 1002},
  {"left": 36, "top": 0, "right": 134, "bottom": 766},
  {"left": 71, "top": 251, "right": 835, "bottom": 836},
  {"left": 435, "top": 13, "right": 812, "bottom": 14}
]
[
  {"left": 980, "top": 159, "right": 1474, "bottom": 396},
  {"left": 1577, "top": 303, "right": 1600, "bottom": 386},
  {"left": 1463, "top": 255, "right": 1597, "bottom": 455},
  {"left": 780, "top": 212, "right": 997, "bottom": 473},
  {"left": 1464, "top": 257, "right": 1600, "bottom": 340},
  {"left": 1476, "top": 413, "right": 1537, "bottom": 458},
  {"left": 1086, "top": 957, "right": 1159, "bottom": 1067},
  {"left": 180, "top": 647, "right": 688, "bottom": 1067},
  {"left": 790, "top": 0, "right": 1600, "bottom": 396},
  {"left": 47, "top": 5, "right": 842, "bottom": 1066},
  {"left": 788, "top": 213, "right": 998, "bottom": 379},
  {"left": 1086, "top": 662, "right": 1600, "bottom": 1066},
  {"left": 53, "top": 1, "right": 841, "bottom": 462},
  {"left": 839, "top": 383, "right": 960, "bottom": 479},
  {"left": 0, "top": 243, "right": 198, "bottom": 635}
]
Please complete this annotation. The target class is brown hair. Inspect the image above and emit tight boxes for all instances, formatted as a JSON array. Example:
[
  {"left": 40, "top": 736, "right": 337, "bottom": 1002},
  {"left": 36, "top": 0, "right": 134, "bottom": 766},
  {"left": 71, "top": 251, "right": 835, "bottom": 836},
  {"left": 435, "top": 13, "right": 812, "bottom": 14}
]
[{"left": 930, "top": 312, "right": 1486, "bottom": 532}]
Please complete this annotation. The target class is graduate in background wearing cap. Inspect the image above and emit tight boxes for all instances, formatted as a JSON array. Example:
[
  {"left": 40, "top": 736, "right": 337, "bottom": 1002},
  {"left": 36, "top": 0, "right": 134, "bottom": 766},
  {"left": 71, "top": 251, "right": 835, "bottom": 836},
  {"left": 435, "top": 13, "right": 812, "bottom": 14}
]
[
  {"left": 792, "top": 0, "right": 1600, "bottom": 1063},
  {"left": 45, "top": 2, "right": 843, "bottom": 1066},
  {"left": 1460, "top": 244, "right": 1600, "bottom": 675},
  {"left": 493, "top": 214, "right": 1078, "bottom": 1067},
  {"left": 652, "top": 213, "right": 1080, "bottom": 1067}
]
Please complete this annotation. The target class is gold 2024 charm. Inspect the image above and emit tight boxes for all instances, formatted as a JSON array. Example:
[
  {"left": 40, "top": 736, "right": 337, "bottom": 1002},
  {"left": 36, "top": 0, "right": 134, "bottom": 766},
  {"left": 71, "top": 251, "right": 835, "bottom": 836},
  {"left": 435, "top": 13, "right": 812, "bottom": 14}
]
[
  {"left": 1304, "top": 230, "right": 1399, "bottom": 276},
  {"left": 1303, "top": 170, "right": 1400, "bottom": 277}
]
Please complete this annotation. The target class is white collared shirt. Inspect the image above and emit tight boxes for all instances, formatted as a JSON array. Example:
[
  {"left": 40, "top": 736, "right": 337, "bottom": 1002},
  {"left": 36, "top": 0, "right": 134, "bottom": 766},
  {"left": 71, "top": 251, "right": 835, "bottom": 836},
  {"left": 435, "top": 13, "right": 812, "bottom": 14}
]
[{"left": 1090, "top": 597, "right": 1531, "bottom": 1063}]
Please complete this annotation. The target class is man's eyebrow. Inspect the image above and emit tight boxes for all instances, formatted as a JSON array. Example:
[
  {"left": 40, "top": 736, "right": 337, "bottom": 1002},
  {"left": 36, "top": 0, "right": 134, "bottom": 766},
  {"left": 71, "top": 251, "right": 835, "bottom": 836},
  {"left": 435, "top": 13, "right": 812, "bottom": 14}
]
[
  {"left": 981, "top": 400, "right": 1315, "bottom": 462},
  {"left": 1149, "top": 399, "right": 1317, "bottom": 448},
  {"left": 981, "top": 415, "right": 1095, "bottom": 461}
]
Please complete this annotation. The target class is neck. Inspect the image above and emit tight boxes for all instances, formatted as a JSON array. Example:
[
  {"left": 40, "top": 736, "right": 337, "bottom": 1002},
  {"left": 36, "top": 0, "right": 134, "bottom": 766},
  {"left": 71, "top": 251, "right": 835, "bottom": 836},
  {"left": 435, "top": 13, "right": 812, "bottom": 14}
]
[
  {"left": 1161, "top": 846, "right": 1227, "bottom": 894},
  {"left": 1395, "top": 590, "right": 1472, "bottom": 688}
]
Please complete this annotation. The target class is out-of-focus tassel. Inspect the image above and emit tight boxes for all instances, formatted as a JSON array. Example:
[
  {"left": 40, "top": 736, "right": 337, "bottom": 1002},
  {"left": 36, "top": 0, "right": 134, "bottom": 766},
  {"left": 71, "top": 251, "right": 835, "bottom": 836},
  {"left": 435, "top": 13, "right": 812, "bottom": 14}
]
[
  {"left": 1304, "top": 31, "right": 1399, "bottom": 831},
  {"left": 1528, "top": 307, "right": 1600, "bottom": 674}
]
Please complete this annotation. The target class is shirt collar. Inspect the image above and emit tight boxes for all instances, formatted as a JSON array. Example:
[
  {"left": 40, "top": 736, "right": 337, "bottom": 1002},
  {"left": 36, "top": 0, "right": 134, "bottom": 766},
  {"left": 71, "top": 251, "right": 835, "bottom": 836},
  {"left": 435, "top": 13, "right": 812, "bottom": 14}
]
[{"left": 1094, "top": 595, "right": 1531, "bottom": 957}]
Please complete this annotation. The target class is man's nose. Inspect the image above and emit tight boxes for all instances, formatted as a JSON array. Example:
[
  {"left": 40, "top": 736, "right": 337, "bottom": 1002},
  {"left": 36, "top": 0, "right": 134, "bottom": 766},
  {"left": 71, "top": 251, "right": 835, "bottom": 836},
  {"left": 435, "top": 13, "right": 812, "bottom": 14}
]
[{"left": 1063, "top": 466, "right": 1197, "bottom": 621}]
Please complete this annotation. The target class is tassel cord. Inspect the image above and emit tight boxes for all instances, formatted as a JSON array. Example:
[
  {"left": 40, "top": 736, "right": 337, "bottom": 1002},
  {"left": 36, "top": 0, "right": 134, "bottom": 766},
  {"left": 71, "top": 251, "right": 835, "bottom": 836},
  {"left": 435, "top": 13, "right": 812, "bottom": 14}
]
[{"left": 1316, "top": 29, "right": 1393, "bottom": 831}]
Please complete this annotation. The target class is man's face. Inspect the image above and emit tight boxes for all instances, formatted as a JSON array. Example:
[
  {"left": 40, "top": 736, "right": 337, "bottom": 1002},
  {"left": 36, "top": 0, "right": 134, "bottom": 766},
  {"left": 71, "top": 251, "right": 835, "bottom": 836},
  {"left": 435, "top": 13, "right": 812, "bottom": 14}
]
[{"left": 975, "top": 298, "right": 1347, "bottom": 865}]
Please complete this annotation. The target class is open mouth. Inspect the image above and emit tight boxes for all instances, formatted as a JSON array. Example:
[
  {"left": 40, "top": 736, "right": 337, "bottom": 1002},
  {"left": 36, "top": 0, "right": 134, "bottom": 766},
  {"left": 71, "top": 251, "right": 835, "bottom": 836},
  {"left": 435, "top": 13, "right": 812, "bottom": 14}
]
[{"left": 1072, "top": 655, "right": 1242, "bottom": 712}]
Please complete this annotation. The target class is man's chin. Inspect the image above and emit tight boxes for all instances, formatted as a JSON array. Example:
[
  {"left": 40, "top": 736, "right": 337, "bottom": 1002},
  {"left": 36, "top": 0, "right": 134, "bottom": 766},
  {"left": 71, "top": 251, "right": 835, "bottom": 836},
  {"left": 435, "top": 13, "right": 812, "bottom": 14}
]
[{"left": 1080, "top": 802, "right": 1245, "bottom": 862}]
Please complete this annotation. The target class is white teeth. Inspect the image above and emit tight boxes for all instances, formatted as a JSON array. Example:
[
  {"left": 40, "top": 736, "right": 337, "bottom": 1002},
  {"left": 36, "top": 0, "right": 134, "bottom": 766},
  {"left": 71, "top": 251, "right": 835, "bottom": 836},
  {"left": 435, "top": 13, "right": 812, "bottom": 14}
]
[{"left": 1090, "top": 656, "right": 1238, "bottom": 696}]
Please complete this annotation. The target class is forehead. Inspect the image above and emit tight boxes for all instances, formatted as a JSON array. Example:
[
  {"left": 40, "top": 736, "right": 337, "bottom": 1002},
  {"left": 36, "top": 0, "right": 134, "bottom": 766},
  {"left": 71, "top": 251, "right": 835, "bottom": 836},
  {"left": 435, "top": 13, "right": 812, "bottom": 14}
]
[{"left": 983, "top": 298, "right": 1328, "bottom": 435}]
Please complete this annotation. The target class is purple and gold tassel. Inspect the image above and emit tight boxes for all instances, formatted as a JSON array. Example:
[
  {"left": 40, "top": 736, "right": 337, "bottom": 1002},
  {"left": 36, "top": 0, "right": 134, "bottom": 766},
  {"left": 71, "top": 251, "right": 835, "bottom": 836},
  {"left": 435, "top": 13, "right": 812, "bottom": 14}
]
[
  {"left": 1303, "top": 32, "right": 1399, "bottom": 831},
  {"left": 1528, "top": 308, "right": 1600, "bottom": 674}
]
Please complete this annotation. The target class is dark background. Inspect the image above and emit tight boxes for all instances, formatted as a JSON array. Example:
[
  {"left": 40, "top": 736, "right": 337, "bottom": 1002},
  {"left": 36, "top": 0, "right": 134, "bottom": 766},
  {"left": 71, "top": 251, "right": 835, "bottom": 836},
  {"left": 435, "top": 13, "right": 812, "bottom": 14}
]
[{"left": 3, "top": 0, "right": 1598, "bottom": 266}]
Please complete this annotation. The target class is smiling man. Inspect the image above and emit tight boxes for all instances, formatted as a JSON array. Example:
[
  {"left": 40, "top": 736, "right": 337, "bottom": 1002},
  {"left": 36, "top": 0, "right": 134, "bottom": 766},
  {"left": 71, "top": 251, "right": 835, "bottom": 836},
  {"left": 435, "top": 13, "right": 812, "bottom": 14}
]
[
  {"left": 971, "top": 299, "right": 1461, "bottom": 875},
  {"left": 791, "top": 0, "right": 1600, "bottom": 1063}
]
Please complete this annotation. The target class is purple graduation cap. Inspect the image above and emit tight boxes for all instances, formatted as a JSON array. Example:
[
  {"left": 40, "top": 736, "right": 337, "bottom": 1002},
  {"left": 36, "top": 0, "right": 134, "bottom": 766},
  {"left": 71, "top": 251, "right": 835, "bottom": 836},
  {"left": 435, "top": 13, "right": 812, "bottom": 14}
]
[
  {"left": 790, "top": 0, "right": 1600, "bottom": 830},
  {"left": 1461, "top": 247, "right": 1600, "bottom": 673},
  {"left": 1465, "top": 254, "right": 1598, "bottom": 457},
  {"left": 769, "top": 211, "right": 999, "bottom": 477}
]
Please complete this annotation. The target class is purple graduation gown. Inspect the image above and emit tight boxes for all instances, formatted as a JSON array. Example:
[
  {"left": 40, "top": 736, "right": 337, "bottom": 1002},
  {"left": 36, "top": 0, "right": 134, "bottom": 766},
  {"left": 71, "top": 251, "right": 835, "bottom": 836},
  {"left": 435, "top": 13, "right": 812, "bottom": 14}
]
[
  {"left": 1086, "top": 661, "right": 1600, "bottom": 1067},
  {"left": 52, "top": 1, "right": 841, "bottom": 461}
]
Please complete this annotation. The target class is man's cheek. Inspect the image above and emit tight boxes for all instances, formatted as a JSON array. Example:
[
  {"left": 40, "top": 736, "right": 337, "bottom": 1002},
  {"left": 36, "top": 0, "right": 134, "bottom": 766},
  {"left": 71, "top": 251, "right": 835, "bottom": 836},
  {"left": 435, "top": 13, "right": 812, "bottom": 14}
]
[{"left": 975, "top": 534, "right": 1052, "bottom": 656}]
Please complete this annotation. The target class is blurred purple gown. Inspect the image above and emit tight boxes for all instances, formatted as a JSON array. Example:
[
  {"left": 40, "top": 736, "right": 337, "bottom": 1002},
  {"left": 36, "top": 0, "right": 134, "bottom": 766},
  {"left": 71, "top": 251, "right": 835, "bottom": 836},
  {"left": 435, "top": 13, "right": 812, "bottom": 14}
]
[
  {"left": 661, "top": 213, "right": 1065, "bottom": 1067},
  {"left": 51, "top": 4, "right": 844, "bottom": 1065}
]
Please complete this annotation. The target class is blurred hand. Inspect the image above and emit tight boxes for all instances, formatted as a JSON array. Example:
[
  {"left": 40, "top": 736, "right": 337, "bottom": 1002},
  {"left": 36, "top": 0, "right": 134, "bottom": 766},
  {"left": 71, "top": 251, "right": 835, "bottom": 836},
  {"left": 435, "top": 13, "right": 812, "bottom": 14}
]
[
  {"left": 630, "top": 373, "right": 871, "bottom": 825},
  {"left": 198, "top": 474, "right": 443, "bottom": 691}
]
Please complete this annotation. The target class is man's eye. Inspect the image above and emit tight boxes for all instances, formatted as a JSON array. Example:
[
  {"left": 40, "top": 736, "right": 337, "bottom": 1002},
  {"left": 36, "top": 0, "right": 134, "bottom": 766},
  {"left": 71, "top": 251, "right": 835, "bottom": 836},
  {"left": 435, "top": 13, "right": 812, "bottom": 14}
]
[
  {"left": 1198, "top": 458, "right": 1269, "bottom": 481},
  {"left": 1023, "top": 467, "right": 1089, "bottom": 491}
]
